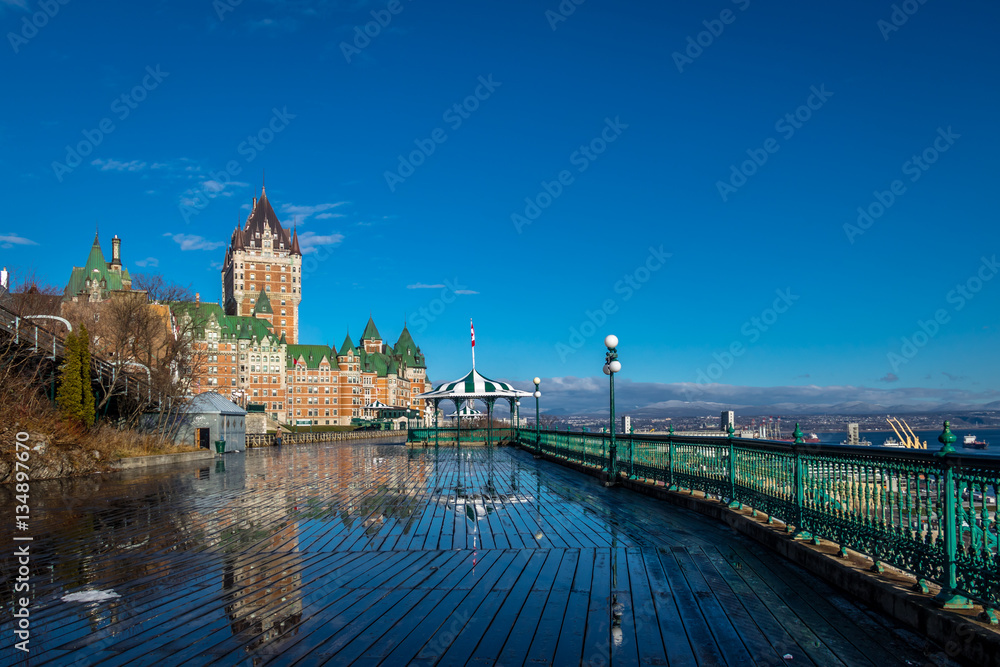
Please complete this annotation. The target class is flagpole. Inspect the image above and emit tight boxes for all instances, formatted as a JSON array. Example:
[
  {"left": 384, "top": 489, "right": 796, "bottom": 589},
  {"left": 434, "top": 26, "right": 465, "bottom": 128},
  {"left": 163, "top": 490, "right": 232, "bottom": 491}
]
[{"left": 471, "top": 319, "right": 476, "bottom": 370}]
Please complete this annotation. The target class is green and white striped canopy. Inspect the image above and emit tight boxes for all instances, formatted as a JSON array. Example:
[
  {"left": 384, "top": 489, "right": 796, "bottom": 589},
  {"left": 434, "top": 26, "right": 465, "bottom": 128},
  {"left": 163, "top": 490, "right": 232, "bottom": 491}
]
[
  {"left": 418, "top": 368, "right": 533, "bottom": 401},
  {"left": 364, "top": 400, "right": 392, "bottom": 410},
  {"left": 448, "top": 402, "right": 483, "bottom": 418}
]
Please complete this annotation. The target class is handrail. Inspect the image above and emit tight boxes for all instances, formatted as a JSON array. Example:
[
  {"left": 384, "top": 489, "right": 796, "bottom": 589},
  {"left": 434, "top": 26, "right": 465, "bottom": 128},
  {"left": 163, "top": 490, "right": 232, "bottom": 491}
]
[
  {"left": 0, "top": 301, "right": 159, "bottom": 407},
  {"left": 413, "top": 423, "right": 1000, "bottom": 618}
]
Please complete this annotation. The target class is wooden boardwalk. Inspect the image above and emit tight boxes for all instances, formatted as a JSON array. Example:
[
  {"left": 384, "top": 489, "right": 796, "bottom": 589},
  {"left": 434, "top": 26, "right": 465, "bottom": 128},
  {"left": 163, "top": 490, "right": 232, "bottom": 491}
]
[{"left": 1, "top": 443, "right": 938, "bottom": 665}]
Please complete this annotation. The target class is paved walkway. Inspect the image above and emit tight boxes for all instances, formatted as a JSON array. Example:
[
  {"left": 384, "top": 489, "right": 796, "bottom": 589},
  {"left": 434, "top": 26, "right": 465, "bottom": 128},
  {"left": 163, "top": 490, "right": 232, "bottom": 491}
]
[{"left": 2, "top": 443, "right": 938, "bottom": 665}]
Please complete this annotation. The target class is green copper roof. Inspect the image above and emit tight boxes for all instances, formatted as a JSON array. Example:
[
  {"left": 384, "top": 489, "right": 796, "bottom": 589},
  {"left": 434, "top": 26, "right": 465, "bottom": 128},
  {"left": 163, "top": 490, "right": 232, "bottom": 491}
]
[
  {"left": 252, "top": 288, "right": 273, "bottom": 314},
  {"left": 361, "top": 316, "right": 381, "bottom": 341},
  {"left": 287, "top": 344, "right": 333, "bottom": 370},
  {"left": 171, "top": 301, "right": 280, "bottom": 343},
  {"left": 63, "top": 234, "right": 132, "bottom": 300},
  {"left": 338, "top": 333, "right": 358, "bottom": 356},
  {"left": 394, "top": 325, "right": 425, "bottom": 369}
]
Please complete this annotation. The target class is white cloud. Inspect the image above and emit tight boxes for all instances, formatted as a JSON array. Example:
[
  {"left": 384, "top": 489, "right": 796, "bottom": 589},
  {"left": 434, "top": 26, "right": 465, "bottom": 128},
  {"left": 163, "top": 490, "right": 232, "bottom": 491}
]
[
  {"left": 0, "top": 233, "right": 38, "bottom": 249},
  {"left": 91, "top": 158, "right": 148, "bottom": 172},
  {"left": 179, "top": 179, "right": 249, "bottom": 208},
  {"left": 134, "top": 257, "right": 159, "bottom": 267},
  {"left": 524, "top": 377, "right": 1000, "bottom": 416},
  {"left": 297, "top": 231, "right": 344, "bottom": 254},
  {"left": 280, "top": 202, "right": 349, "bottom": 225},
  {"left": 162, "top": 233, "right": 225, "bottom": 251},
  {"left": 406, "top": 282, "right": 478, "bottom": 294}
]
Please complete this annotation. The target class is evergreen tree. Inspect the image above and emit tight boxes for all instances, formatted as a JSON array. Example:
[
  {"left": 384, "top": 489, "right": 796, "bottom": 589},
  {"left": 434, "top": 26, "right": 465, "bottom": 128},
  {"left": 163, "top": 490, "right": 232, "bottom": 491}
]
[
  {"left": 56, "top": 329, "right": 83, "bottom": 423},
  {"left": 78, "top": 324, "right": 95, "bottom": 427}
]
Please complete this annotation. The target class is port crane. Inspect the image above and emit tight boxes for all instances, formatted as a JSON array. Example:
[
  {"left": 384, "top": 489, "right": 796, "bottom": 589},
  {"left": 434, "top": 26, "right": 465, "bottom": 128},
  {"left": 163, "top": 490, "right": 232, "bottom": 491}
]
[{"left": 886, "top": 417, "right": 927, "bottom": 449}]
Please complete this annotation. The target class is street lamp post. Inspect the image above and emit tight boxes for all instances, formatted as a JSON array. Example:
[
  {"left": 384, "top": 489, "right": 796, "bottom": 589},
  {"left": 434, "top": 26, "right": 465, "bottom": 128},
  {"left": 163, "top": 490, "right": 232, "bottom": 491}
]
[
  {"left": 533, "top": 377, "right": 541, "bottom": 455},
  {"left": 603, "top": 335, "right": 621, "bottom": 481}
]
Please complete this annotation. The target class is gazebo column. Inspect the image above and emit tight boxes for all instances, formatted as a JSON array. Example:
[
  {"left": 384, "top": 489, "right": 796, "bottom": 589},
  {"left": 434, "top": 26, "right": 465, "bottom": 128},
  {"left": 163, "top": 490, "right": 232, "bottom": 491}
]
[
  {"left": 486, "top": 398, "right": 496, "bottom": 448},
  {"left": 455, "top": 398, "right": 464, "bottom": 446},
  {"left": 433, "top": 399, "right": 440, "bottom": 448}
]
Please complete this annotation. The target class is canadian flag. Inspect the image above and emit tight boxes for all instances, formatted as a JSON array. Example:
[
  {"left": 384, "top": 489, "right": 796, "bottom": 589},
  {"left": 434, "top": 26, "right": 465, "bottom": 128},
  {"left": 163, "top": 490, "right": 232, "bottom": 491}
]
[{"left": 471, "top": 320, "right": 475, "bottom": 348}]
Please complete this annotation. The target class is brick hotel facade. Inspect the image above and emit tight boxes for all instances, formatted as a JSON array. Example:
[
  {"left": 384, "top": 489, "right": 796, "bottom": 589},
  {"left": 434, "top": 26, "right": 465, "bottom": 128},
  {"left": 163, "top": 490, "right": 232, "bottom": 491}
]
[{"left": 64, "top": 186, "right": 432, "bottom": 427}]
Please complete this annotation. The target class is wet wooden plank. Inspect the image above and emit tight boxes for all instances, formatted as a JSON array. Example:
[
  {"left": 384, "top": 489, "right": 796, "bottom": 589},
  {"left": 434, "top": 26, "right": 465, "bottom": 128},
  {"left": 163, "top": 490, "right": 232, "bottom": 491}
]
[
  {"left": 641, "top": 547, "right": 697, "bottom": 667},
  {"left": 689, "top": 546, "right": 787, "bottom": 666},
  {"left": 657, "top": 548, "right": 727, "bottom": 667}
]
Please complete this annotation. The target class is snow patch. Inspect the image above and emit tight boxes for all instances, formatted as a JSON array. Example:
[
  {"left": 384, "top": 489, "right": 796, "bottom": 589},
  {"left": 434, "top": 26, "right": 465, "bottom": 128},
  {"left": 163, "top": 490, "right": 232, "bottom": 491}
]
[{"left": 62, "top": 590, "right": 121, "bottom": 603}]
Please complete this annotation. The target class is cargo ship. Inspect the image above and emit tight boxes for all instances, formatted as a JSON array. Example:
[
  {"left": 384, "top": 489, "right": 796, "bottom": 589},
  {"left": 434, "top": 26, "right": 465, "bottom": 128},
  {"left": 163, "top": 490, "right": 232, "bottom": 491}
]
[{"left": 963, "top": 434, "right": 989, "bottom": 450}]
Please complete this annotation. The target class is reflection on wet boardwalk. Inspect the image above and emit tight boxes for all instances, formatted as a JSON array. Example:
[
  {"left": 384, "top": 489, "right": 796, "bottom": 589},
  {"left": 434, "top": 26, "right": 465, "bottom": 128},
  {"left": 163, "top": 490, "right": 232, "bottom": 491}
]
[{"left": 1, "top": 443, "right": 935, "bottom": 666}]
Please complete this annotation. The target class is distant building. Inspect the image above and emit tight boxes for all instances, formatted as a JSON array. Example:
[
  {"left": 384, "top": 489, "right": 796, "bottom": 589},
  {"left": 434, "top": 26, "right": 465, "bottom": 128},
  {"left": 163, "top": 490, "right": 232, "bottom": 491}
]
[
  {"left": 221, "top": 187, "right": 302, "bottom": 345},
  {"left": 622, "top": 415, "right": 631, "bottom": 433},
  {"left": 847, "top": 422, "right": 860, "bottom": 446},
  {"left": 63, "top": 233, "right": 136, "bottom": 303},
  {"left": 174, "top": 185, "right": 432, "bottom": 427},
  {"left": 721, "top": 410, "right": 735, "bottom": 431}
]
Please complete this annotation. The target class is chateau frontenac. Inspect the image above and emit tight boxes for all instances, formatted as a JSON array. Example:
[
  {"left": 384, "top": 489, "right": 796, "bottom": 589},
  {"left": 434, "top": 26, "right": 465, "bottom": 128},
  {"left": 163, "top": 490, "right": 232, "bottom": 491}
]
[{"left": 63, "top": 185, "right": 432, "bottom": 427}]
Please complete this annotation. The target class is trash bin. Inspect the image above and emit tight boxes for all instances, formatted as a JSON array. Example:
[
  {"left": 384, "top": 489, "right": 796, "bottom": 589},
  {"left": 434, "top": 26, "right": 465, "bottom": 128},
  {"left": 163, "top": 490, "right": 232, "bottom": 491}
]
[{"left": 214, "top": 440, "right": 226, "bottom": 454}]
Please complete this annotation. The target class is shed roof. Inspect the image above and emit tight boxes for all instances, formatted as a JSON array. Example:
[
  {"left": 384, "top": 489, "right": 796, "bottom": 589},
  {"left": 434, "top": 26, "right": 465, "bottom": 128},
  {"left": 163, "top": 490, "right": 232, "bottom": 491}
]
[{"left": 185, "top": 392, "right": 247, "bottom": 416}]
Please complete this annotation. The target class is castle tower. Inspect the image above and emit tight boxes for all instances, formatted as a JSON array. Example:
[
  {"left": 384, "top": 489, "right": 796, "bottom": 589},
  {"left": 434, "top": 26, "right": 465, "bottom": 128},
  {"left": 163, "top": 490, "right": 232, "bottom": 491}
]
[{"left": 222, "top": 185, "right": 303, "bottom": 344}]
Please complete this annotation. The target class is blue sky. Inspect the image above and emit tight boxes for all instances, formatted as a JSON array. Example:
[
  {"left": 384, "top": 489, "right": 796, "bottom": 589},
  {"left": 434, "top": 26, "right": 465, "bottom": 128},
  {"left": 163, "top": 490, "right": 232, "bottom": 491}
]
[{"left": 2, "top": 0, "right": 998, "bottom": 411}]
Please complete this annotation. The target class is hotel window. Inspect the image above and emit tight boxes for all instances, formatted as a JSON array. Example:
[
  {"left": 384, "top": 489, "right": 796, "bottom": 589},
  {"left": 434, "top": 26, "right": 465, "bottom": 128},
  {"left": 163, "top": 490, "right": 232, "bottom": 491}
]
[{"left": 281, "top": 286, "right": 286, "bottom": 293}]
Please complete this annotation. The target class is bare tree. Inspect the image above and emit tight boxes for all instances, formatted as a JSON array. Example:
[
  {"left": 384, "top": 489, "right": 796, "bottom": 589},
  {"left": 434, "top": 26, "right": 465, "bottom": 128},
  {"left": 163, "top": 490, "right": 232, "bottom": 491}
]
[
  {"left": 2, "top": 266, "right": 63, "bottom": 318},
  {"left": 61, "top": 283, "right": 203, "bottom": 438},
  {"left": 131, "top": 273, "right": 194, "bottom": 304}
]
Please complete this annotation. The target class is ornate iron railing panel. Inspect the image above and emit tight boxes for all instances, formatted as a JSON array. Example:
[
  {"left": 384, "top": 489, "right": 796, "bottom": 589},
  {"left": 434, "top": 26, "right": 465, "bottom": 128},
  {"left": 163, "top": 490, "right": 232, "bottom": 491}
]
[{"left": 481, "top": 423, "right": 1000, "bottom": 613}]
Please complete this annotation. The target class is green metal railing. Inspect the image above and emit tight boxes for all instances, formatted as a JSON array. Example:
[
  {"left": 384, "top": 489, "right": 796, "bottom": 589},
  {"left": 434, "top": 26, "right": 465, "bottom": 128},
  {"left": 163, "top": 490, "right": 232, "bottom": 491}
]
[
  {"left": 407, "top": 427, "right": 515, "bottom": 445},
  {"left": 496, "top": 421, "right": 998, "bottom": 617}
]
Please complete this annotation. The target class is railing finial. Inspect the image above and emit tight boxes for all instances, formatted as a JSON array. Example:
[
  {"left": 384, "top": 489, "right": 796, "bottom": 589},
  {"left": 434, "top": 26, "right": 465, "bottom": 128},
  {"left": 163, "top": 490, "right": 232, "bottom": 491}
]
[
  {"left": 793, "top": 423, "right": 804, "bottom": 444},
  {"left": 937, "top": 420, "right": 957, "bottom": 455}
]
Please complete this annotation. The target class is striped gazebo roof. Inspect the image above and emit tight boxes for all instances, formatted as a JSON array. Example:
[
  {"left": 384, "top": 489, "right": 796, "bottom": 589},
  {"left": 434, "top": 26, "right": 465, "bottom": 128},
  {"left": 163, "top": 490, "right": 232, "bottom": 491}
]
[
  {"left": 448, "top": 402, "right": 484, "bottom": 417},
  {"left": 417, "top": 368, "right": 532, "bottom": 401}
]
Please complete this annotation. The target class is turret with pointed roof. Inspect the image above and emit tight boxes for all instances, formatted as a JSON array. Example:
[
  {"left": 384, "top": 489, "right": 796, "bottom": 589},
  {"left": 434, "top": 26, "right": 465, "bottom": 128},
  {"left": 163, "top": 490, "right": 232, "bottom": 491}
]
[
  {"left": 337, "top": 332, "right": 358, "bottom": 357},
  {"left": 64, "top": 232, "right": 135, "bottom": 302}
]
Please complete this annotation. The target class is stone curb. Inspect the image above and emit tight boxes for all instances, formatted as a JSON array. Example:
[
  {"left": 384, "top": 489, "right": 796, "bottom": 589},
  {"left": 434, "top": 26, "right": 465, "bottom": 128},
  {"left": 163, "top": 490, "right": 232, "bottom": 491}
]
[
  {"left": 112, "top": 450, "right": 218, "bottom": 470},
  {"left": 520, "top": 445, "right": 1000, "bottom": 667}
]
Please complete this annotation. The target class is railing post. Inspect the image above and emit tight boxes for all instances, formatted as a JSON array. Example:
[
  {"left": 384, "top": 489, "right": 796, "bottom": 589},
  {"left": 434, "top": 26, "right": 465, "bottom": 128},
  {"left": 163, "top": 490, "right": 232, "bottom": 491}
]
[
  {"left": 667, "top": 425, "right": 675, "bottom": 490},
  {"left": 933, "top": 421, "right": 973, "bottom": 609},
  {"left": 727, "top": 424, "right": 741, "bottom": 509},
  {"left": 628, "top": 426, "right": 636, "bottom": 479},
  {"left": 791, "top": 423, "right": 813, "bottom": 540}
]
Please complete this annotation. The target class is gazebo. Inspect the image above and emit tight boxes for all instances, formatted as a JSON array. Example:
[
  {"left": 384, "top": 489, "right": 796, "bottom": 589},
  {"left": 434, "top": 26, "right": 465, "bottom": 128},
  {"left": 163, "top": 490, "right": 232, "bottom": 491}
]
[
  {"left": 448, "top": 401, "right": 484, "bottom": 420},
  {"left": 417, "top": 368, "right": 533, "bottom": 445}
]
